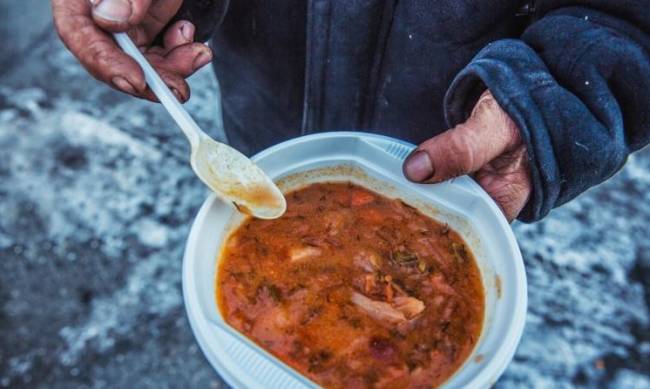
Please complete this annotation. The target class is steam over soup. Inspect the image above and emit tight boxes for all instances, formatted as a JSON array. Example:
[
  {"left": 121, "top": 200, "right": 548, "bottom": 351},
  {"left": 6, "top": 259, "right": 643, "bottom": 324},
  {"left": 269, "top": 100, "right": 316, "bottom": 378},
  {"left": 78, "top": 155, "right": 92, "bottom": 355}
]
[{"left": 217, "top": 182, "right": 484, "bottom": 388}]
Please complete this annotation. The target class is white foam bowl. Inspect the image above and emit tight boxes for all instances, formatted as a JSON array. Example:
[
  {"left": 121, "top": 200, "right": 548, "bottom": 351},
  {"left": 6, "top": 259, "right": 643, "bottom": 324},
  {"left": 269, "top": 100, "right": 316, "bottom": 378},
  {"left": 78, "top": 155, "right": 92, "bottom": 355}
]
[{"left": 183, "top": 132, "right": 527, "bottom": 388}]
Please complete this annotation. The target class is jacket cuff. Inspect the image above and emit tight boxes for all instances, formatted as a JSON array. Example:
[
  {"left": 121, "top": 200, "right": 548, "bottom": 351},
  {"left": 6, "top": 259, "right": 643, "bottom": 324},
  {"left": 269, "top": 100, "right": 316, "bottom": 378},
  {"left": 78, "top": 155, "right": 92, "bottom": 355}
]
[{"left": 443, "top": 39, "right": 561, "bottom": 222}]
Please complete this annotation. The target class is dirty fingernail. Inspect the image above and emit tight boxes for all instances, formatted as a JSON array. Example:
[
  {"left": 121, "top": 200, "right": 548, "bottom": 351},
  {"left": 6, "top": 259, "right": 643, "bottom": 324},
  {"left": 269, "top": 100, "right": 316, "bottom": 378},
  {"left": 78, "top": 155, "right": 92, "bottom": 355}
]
[
  {"left": 93, "top": 0, "right": 132, "bottom": 22},
  {"left": 404, "top": 151, "right": 434, "bottom": 182},
  {"left": 180, "top": 22, "right": 195, "bottom": 42},
  {"left": 171, "top": 88, "right": 183, "bottom": 102},
  {"left": 112, "top": 76, "right": 136, "bottom": 94},
  {"left": 193, "top": 49, "right": 212, "bottom": 70}
]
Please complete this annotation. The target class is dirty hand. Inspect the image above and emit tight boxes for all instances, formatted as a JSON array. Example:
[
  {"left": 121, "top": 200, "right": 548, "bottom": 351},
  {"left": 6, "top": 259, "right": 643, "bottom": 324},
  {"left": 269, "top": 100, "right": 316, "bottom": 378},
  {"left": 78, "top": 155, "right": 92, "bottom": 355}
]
[
  {"left": 52, "top": 0, "right": 213, "bottom": 102},
  {"left": 402, "top": 90, "right": 532, "bottom": 222}
]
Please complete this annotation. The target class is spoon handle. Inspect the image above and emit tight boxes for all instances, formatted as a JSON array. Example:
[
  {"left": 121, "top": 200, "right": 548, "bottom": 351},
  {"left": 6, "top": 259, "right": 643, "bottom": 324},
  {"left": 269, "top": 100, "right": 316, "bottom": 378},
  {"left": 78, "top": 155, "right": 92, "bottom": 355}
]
[{"left": 113, "top": 32, "right": 202, "bottom": 149}]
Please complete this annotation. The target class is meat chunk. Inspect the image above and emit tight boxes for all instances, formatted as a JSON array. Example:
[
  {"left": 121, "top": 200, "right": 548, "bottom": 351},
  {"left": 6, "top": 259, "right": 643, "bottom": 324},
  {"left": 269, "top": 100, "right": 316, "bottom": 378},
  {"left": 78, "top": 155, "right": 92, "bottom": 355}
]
[
  {"left": 392, "top": 296, "right": 425, "bottom": 318},
  {"left": 351, "top": 292, "right": 425, "bottom": 324},
  {"left": 289, "top": 246, "right": 322, "bottom": 262},
  {"left": 353, "top": 251, "right": 381, "bottom": 272},
  {"left": 323, "top": 210, "right": 348, "bottom": 236},
  {"left": 350, "top": 292, "right": 406, "bottom": 324}
]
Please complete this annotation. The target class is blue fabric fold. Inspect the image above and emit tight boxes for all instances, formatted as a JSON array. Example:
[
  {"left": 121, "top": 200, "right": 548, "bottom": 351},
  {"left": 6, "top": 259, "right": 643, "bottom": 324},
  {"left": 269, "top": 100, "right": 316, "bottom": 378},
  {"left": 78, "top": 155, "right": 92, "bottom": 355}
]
[{"left": 445, "top": 7, "right": 650, "bottom": 221}]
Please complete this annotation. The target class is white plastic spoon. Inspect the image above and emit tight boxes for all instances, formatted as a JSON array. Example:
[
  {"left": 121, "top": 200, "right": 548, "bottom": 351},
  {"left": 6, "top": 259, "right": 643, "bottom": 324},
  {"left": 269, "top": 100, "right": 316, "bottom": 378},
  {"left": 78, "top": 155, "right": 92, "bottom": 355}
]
[{"left": 113, "top": 33, "right": 286, "bottom": 219}]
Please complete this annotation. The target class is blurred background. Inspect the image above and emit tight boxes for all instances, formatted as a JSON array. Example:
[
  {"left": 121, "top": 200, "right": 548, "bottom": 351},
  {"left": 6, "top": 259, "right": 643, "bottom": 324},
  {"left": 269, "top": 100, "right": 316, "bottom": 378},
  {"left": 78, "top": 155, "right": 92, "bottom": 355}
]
[{"left": 0, "top": 1, "right": 648, "bottom": 388}]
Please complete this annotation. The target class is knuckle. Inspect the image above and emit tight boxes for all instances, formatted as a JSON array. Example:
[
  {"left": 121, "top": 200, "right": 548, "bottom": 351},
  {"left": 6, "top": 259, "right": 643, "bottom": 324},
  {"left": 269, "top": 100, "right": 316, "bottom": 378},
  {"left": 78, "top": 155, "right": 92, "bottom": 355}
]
[{"left": 55, "top": 14, "right": 90, "bottom": 50}]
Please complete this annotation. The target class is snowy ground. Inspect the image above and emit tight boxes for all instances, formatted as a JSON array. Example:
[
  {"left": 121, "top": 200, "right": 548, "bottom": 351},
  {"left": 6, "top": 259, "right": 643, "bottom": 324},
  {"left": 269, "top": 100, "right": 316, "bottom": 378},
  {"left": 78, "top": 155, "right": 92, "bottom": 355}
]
[{"left": 0, "top": 3, "right": 648, "bottom": 388}]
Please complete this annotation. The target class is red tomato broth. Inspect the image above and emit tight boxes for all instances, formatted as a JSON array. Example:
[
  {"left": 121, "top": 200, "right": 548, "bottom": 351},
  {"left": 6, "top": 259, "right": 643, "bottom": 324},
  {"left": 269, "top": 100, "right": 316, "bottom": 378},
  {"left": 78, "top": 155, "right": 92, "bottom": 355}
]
[{"left": 217, "top": 182, "right": 485, "bottom": 388}]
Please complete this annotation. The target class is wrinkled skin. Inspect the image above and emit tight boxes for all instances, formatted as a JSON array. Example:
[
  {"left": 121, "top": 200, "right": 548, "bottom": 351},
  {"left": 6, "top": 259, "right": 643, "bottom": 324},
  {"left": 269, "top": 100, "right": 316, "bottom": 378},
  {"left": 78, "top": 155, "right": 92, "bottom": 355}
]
[
  {"left": 51, "top": 0, "right": 213, "bottom": 102},
  {"left": 403, "top": 90, "right": 532, "bottom": 222}
]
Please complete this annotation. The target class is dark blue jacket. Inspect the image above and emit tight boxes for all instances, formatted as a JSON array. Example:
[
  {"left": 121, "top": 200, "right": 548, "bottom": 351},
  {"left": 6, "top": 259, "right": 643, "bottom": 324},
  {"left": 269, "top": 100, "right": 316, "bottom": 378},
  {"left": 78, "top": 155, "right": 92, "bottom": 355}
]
[{"left": 173, "top": 0, "right": 650, "bottom": 222}]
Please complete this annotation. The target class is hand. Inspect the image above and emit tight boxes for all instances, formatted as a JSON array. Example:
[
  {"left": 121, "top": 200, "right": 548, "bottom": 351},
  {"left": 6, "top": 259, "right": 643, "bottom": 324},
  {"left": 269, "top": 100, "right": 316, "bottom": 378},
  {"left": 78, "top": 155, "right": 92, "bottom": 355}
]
[
  {"left": 52, "top": 0, "right": 213, "bottom": 102},
  {"left": 402, "top": 90, "right": 532, "bottom": 222}
]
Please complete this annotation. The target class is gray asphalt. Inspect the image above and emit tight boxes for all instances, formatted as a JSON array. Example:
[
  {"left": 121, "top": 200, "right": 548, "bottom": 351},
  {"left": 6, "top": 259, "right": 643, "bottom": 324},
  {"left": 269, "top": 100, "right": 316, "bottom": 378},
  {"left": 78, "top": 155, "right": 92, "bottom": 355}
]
[{"left": 0, "top": 2, "right": 648, "bottom": 388}]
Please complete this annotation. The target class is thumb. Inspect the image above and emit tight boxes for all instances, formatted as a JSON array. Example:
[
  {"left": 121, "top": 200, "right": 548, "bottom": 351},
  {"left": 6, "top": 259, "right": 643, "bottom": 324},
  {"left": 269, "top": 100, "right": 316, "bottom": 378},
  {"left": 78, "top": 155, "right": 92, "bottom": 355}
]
[
  {"left": 91, "top": 0, "right": 152, "bottom": 32},
  {"left": 403, "top": 92, "right": 520, "bottom": 183}
]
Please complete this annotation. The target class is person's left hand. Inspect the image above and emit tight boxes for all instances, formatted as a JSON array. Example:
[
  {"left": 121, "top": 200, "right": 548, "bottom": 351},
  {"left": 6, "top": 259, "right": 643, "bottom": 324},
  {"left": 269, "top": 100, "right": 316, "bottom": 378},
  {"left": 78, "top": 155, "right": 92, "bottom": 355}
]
[{"left": 402, "top": 90, "right": 532, "bottom": 222}]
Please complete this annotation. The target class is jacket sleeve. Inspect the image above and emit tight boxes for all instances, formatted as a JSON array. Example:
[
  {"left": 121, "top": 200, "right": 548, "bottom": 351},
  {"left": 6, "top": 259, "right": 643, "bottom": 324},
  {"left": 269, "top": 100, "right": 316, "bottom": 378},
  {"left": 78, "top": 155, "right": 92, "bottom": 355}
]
[{"left": 443, "top": 1, "right": 650, "bottom": 222}]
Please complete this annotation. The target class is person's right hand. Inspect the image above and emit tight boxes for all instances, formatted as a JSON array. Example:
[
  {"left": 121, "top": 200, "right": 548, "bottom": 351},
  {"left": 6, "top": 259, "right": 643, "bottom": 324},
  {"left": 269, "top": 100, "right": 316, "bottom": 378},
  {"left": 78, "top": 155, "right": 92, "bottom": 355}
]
[{"left": 52, "top": 0, "right": 213, "bottom": 102}]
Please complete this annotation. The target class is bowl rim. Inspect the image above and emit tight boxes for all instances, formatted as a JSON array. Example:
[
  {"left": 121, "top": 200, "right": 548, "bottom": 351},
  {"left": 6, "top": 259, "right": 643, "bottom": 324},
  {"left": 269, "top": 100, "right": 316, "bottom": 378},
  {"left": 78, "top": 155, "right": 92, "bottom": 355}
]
[{"left": 182, "top": 131, "right": 528, "bottom": 388}]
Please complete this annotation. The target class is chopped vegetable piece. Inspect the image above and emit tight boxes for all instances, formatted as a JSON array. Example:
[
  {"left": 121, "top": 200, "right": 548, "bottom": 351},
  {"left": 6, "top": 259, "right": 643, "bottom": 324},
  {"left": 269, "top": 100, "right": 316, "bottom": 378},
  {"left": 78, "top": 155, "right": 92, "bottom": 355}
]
[
  {"left": 351, "top": 190, "right": 376, "bottom": 206},
  {"left": 289, "top": 246, "right": 322, "bottom": 262},
  {"left": 390, "top": 250, "right": 418, "bottom": 265},
  {"left": 451, "top": 242, "right": 469, "bottom": 262}
]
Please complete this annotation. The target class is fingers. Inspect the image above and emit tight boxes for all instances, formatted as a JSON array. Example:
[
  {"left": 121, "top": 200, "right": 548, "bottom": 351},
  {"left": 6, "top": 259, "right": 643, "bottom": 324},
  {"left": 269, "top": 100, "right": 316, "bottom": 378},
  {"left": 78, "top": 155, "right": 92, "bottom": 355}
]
[
  {"left": 138, "top": 72, "right": 190, "bottom": 103},
  {"left": 403, "top": 91, "right": 520, "bottom": 183},
  {"left": 163, "top": 43, "right": 213, "bottom": 77},
  {"left": 53, "top": 0, "right": 146, "bottom": 94},
  {"left": 140, "top": 50, "right": 195, "bottom": 102},
  {"left": 163, "top": 20, "right": 195, "bottom": 50},
  {"left": 474, "top": 147, "right": 532, "bottom": 222},
  {"left": 90, "top": 0, "right": 152, "bottom": 32},
  {"left": 53, "top": 0, "right": 208, "bottom": 103},
  {"left": 153, "top": 65, "right": 190, "bottom": 102},
  {"left": 141, "top": 0, "right": 184, "bottom": 43},
  {"left": 135, "top": 31, "right": 211, "bottom": 103},
  {"left": 136, "top": 20, "right": 212, "bottom": 101},
  {"left": 152, "top": 21, "right": 213, "bottom": 86}
]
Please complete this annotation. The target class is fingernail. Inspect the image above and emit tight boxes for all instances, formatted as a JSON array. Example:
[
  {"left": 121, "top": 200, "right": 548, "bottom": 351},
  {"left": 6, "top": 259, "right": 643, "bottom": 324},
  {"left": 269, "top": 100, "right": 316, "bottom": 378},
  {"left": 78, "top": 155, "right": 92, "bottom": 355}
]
[
  {"left": 404, "top": 151, "right": 434, "bottom": 182},
  {"left": 112, "top": 76, "right": 136, "bottom": 94},
  {"left": 171, "top": 88, "right": 183, "bottom": 102},
  {"left": 193, "top": 49, "right": 212, "bottom": 70},
  {"left": 93, "top": 0, "right": 132, "bottom": 22},
  {"left": 180, "top": 23, "right": 195, "bottom": 42}
]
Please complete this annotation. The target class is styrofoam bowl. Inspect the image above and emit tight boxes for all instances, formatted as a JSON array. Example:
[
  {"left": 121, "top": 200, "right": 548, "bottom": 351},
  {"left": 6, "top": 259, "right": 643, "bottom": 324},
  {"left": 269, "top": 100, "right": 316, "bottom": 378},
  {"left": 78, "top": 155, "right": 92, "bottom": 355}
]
[{"left": 182, "top": 132, "right": 527, "bottom": 388}]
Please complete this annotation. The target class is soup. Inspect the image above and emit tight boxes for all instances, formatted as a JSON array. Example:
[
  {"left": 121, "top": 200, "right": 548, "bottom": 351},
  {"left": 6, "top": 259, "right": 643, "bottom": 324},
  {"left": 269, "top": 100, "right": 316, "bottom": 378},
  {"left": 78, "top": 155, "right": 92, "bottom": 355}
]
[{"left": 217, "top": 182, "right": 484, "bottom": 388}]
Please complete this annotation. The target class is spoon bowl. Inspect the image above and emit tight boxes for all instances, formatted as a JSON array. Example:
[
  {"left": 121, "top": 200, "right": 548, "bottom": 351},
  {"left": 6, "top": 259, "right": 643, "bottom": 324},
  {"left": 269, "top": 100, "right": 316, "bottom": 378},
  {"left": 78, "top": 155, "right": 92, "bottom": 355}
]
[
  {"left": 191, "top": 135, "right": 286, "bottom": 219},
  {"left": 112, "top": 32, "right": 286, "bottom": 219}
]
